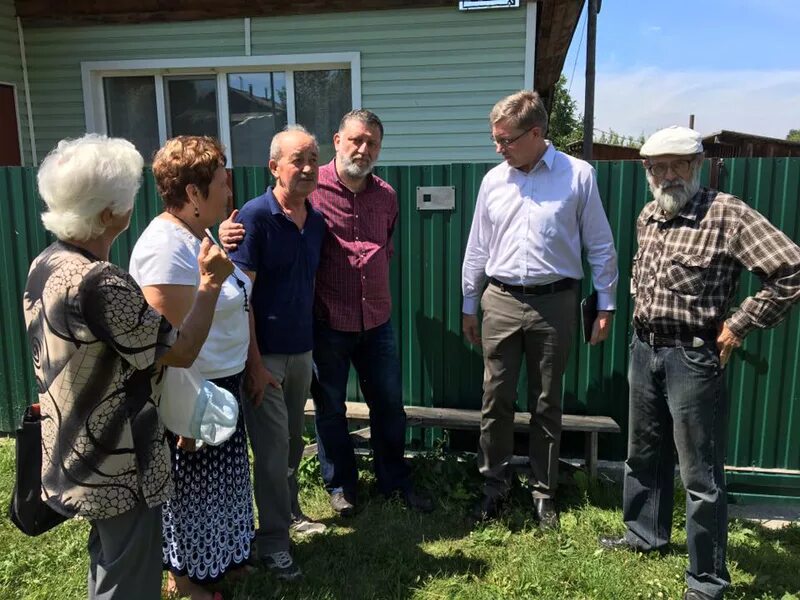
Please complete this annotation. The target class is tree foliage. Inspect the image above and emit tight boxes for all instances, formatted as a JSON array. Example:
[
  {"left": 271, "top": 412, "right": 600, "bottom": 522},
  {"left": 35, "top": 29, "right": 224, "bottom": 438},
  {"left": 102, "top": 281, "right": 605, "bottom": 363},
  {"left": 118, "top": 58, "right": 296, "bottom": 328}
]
[
  {"left": 548, "top": 75, "right": 646, "bottom": 151},
  {"left": 594, "top": 129, "right": 646, "bottom": 148},
  {"left": 548, "top": 74, "right": 583, "bottom": 150},
  {"left": 787, "top": 129, "right": 800, "bottom": 142}
]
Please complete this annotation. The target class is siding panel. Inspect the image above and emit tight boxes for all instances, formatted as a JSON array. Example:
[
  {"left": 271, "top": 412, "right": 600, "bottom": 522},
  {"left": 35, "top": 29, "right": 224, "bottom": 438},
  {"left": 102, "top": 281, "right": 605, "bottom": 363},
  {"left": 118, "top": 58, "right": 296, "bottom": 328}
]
[{"left": 23, "top": 6, "right": 529, "bottom": 164}]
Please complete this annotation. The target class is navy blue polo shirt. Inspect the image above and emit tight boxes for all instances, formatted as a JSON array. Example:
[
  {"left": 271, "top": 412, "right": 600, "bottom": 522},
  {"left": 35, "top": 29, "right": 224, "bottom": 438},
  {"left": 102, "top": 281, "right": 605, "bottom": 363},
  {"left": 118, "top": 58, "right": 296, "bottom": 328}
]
[{"left": 230, "top": 187, "right": 326, "bottom": 355}]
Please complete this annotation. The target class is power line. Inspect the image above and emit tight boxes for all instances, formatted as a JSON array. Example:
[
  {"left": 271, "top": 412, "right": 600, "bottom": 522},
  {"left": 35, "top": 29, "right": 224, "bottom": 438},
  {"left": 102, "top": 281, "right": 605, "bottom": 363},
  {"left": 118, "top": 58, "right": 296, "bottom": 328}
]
[{"left": 567, "top": 6, "right": 587, "bottom": 95}]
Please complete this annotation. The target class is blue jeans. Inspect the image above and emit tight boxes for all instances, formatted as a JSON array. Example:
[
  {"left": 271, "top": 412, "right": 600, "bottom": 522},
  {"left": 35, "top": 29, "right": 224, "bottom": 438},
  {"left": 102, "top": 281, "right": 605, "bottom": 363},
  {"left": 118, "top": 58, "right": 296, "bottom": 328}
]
[
  {"left": 624, "top": 335, "right": 730, "bottom": 599},
  {"left": 311, "top": 319, "right": 410, "bottom": 499}
]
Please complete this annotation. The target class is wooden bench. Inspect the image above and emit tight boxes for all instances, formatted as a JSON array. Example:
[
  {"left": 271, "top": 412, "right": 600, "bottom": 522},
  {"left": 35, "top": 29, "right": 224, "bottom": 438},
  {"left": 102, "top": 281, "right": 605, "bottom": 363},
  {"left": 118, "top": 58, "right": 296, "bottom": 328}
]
[{"left": 303, "top": 400, "right": 620, "bottom": 478}]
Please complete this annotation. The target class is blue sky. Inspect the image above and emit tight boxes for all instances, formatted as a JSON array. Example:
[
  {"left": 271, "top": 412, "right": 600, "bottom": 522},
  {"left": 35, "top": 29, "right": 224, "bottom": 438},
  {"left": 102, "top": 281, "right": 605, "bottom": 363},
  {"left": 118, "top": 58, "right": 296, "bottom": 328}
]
[{"left": 562, "top": 0, "right": 800, "bottom": 140}]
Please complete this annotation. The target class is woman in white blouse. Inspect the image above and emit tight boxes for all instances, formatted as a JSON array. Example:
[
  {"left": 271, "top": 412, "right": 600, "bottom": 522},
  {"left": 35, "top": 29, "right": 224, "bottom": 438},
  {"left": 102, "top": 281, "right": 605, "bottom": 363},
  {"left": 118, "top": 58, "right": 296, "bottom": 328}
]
[{"left": 129, "top": 137, "right": 255, "bottom": 600}]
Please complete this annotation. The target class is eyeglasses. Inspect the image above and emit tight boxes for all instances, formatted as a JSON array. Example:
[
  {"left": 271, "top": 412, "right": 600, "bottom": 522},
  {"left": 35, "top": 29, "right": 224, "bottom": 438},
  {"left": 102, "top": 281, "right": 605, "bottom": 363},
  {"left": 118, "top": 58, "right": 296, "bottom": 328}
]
[
  {"left": 231, "top": 272, "right": 250, "bottom": 314},
  {"left": 645, "top": 159, "right": 693, "bottom": 179},
  {"left": 490, "top": 126, "right": 535, "bottom": 149}
]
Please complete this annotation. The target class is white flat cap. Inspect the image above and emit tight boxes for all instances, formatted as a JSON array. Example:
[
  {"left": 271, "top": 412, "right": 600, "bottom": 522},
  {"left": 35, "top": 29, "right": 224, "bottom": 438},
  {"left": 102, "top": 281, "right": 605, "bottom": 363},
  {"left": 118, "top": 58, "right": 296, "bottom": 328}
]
[{"left": 640, "top": 126, "right": 703, "bottom": 157}]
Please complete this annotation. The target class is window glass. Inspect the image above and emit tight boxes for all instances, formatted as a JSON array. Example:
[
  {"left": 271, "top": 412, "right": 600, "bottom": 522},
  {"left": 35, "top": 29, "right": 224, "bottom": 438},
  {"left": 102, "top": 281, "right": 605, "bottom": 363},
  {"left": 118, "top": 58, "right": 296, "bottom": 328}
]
[
  {"left": 165, "top": 76, "right": 219, "bottom": 138},
  {"left": 227, "top": 72, "right": 288, "bottom": 167},
  {"left": 294, "top": 70, "right": 352, "bottom": 163},
  {"left": 98, "top": 66, "right": 355, "bottom": 166},
  {"left": 103, "top": 76, "right": 159, "bottom": 161}
]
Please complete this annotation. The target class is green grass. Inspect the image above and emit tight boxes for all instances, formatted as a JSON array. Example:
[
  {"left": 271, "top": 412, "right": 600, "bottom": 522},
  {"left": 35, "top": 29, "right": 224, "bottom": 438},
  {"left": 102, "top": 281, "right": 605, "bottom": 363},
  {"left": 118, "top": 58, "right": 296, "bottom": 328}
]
[{"left": 1, "top": 438, "right": 799, "bottom": 599}]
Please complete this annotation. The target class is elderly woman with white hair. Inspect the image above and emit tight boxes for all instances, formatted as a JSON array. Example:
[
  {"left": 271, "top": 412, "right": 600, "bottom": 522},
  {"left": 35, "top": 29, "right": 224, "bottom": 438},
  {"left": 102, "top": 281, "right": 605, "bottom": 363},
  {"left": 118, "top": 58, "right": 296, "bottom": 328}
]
[{"left": 23, "top": 133, "right": 233, "bottom": 600}]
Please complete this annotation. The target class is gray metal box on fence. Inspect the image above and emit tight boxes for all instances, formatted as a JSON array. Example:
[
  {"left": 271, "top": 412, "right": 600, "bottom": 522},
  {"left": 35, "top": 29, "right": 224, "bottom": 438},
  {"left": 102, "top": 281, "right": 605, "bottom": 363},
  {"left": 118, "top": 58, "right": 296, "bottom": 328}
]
[{"left": 416, "top": 186, "right": 455, "bottom": 210}]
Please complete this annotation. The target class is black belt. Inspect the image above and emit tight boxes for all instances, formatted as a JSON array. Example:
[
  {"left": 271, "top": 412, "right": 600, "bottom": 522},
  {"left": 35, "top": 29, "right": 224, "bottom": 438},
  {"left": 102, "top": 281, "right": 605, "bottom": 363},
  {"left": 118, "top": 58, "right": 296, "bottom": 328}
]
[
  {"left": 635, "top": 328, "right": 717, "bottom": 348},
  {"left": 489, "top": 277, "right": 576, "bottom": 296}
]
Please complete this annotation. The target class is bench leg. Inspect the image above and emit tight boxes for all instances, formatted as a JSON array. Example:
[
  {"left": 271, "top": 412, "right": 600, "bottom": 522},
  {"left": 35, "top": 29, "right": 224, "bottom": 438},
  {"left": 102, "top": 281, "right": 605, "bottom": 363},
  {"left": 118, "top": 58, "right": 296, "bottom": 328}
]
[
  {"left": 302, "top": 427, "right": 371, "bottom": 458},
  {"left": 585, "top": 431, "right": 598, "bottom": 480}
]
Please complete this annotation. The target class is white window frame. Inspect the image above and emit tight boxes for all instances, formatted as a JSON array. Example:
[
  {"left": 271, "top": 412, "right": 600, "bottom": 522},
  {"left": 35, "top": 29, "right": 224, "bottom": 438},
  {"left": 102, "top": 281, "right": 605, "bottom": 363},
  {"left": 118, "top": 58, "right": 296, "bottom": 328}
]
[{"left": 81, "top": 52, "right": 362, "bottom": 167}]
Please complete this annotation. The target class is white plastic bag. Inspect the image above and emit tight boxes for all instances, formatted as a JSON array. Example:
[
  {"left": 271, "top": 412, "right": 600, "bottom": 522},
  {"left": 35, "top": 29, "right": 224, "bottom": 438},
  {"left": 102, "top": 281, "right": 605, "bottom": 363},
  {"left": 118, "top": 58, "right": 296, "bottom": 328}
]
[{"left": 159, "top": 364, "right": 238, "bottom": 446}]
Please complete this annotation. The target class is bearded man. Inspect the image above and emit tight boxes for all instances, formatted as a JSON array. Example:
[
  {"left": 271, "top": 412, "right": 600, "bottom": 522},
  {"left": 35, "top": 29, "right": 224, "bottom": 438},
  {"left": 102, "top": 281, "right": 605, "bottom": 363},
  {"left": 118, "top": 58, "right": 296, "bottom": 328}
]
[
  {"left": 599, "top": 126, "right": 800, "bottom": 600},
  {"left": 221, "top": 110, "right": 432, "bottom": 517}
]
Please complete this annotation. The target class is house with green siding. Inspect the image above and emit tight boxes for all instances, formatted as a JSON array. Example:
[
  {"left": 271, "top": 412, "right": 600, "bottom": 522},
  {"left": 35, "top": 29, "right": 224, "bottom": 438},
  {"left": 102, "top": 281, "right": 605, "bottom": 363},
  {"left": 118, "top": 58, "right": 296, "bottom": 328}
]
[{"left": 2, "top": 0, "right": 581, "bottom": 167}]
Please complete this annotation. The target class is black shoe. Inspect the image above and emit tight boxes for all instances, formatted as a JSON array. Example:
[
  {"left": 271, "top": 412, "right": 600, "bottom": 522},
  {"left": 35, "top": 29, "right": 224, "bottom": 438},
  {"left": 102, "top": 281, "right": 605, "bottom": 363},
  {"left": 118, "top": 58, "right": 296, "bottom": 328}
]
[
  {"left": 403, "top": 489, "right": 434, "bottom": 513},
  {"left": 598, "top": 535, "right": 669, "bottom": 556},
  {"left": 261, "top": 550, "right": 302, "bottom": 580},
  {"left": 683, "top": 590, "right": 715, "bottom": 600},
  {"left": 330, "top": 491, "right": 355, "bottom": 517},
  {"left": 533, "top": 497, "right": 559, "bottom": 530},
  {"left": 471, "top": 494, "right": 505, "bottom": 522}
]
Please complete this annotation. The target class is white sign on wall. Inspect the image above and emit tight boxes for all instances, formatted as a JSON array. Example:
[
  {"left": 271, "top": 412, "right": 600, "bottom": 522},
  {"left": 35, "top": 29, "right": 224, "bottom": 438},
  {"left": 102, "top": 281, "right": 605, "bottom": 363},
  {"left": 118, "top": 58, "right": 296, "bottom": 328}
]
[{"left": 458, "top": 0, "right": 521, "bottom": 10}]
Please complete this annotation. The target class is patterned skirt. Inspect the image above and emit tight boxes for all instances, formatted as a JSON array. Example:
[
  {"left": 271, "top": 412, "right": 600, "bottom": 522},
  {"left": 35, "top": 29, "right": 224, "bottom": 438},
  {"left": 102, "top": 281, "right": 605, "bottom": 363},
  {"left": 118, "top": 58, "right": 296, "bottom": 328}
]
[{"left": 162, "top": 371, "right": 255, "bottom": 584}]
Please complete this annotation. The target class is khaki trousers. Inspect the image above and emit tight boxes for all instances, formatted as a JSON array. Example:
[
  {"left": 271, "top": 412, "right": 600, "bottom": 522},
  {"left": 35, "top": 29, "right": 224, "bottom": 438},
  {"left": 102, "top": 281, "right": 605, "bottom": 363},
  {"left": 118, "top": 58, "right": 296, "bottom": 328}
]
[{"left": 478, "top": 283, "right": 577, "bottom": 499}]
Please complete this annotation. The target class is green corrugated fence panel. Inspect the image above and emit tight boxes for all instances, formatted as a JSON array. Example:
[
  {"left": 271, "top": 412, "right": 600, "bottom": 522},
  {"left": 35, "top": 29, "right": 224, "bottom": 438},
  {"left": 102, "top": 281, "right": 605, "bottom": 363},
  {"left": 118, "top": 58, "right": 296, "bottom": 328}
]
[
  {"left": 0, "top": 167, "right": 51, "bottom": 433},
  {"left": 2, "top": 160, "right": 799, "bottom": 499}
]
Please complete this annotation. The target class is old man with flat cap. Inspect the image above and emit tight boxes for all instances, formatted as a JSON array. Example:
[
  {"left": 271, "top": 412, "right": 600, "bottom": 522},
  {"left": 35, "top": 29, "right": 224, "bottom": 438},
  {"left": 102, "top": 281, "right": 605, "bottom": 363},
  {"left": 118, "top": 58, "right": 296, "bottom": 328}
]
[{"left": 599, "top": 126, "right": 800, "bottom": 600}]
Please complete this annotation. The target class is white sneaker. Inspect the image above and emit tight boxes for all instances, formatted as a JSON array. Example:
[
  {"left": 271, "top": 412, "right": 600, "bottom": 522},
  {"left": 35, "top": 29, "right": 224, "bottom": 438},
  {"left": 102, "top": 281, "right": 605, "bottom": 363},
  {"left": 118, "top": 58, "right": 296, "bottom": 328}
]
[{"left": 290, "top": 514, "right": 327, "bottom": 536}]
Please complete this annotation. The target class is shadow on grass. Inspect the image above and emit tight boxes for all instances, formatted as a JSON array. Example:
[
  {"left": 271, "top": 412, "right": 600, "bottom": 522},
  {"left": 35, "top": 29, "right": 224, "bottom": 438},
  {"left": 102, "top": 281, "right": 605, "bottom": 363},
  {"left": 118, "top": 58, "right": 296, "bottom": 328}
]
[
  {"left": 727, "top": 521, "right": 800, "bottom": 599},
  {"left": 225, "top": 500, "right": 486, "bottom": 600},
  {"left": 219, "top": 453, "right": 485, "bottom": 599}
]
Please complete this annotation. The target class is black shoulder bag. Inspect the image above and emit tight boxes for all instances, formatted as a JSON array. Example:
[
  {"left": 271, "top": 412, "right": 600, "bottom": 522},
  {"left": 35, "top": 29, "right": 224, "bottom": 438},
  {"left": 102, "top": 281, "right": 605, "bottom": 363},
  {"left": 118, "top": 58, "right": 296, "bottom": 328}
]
[{"left": 8, "top": 404, "right": 69, "bottom": 536}]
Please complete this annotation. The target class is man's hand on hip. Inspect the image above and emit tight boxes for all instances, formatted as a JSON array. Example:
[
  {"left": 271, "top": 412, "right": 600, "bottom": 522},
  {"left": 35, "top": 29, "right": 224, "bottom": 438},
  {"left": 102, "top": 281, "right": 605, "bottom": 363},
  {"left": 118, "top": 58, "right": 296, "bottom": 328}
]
[
  {"left": 462, "top": 313, "right": 481, "bottom": 346},
  {"left": 590, "top": 311, "right": 614, "bottom": 345},
  {"left": 244, "top": 361, "right": 280, "bottom": 407},
  {"left": 717, "top": 322, "right": 742, "bottom": 367},
  {"left": 219, "top": 209, "right": 246, "bottom": 252}
]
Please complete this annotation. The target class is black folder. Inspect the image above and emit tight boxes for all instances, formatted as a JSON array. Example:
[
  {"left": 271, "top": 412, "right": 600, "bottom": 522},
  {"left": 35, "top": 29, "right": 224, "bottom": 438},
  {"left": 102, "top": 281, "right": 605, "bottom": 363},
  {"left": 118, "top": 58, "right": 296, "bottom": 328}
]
[{"left": 581, "top": 291, "right": 598, "bottom": 343}]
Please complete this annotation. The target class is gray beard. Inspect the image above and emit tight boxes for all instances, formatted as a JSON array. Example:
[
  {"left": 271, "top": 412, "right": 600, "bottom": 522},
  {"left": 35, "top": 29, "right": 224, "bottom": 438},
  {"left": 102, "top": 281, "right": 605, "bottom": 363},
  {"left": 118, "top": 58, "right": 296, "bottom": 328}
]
[
  {"left": 339, "top": 154, "right": 374, "bottom": 178},
  {"left": 647, "top": 170, "right": 701, "bottom": 219}
]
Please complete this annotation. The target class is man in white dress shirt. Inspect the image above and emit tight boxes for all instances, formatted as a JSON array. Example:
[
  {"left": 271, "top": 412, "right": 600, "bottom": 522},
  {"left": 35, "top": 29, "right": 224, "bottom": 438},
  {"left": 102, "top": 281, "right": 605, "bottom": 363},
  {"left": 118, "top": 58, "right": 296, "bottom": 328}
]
[{"left": 462, "top": 90, "right": 618, "bottom": 527}]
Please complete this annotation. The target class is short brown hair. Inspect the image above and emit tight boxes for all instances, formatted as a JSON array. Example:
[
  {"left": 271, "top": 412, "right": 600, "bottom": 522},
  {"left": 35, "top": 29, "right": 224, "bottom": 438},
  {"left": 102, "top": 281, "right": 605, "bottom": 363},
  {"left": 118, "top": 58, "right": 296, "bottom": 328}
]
[
  {"left": 489, "top": 90, "right": 548, "bottom": 134},
  {"left": 152, "top": 136, "right": 226, "bottom": 209}
]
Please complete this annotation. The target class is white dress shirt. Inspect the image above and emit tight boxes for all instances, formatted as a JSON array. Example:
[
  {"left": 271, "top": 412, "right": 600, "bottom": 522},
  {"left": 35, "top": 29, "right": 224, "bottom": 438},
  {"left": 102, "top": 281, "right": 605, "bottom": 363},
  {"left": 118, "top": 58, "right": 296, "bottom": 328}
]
[{"left": 462, "top": 143, "right": 618, "bottom": 314}]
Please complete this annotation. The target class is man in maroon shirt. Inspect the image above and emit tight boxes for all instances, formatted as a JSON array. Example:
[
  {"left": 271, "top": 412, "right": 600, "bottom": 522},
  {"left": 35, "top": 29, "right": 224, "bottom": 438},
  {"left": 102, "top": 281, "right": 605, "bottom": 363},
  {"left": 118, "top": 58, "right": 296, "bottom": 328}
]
[{"left": 221, "top": 110, "right": 431, "bottom": 516}]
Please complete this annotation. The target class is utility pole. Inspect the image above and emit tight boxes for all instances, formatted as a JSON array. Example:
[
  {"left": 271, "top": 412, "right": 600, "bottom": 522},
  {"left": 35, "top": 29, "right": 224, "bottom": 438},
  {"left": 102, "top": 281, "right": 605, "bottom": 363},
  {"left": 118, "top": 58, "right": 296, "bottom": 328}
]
[
  {"left": 689, "top": 114, "right": 695, "bottom": 129},
  {"left": 583, "top": 0, "right": 599, "bottom": 160}
]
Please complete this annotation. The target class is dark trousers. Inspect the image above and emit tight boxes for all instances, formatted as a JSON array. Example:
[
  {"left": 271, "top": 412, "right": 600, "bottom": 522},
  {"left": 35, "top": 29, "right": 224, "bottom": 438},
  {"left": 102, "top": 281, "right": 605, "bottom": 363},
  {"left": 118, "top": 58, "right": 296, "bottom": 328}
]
[
  {"left": 624, "top": 335, "right": 730, "bottom": 599},
  {"left": 87, "top": 500, "right": 162, "bottom": 600},
  {"left": 311, "top": 319, "right": 410, "bottom": 498},
  {"left": 478, "top": 284, "right": 577, "bottom": 499}
]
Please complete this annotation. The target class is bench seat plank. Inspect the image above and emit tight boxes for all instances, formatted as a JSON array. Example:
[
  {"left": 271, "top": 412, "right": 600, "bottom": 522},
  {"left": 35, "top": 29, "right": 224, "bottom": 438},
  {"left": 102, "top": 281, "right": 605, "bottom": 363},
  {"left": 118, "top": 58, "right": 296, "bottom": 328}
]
[{"left": 303, "top": 400, "right": 619, "bottom": 434}]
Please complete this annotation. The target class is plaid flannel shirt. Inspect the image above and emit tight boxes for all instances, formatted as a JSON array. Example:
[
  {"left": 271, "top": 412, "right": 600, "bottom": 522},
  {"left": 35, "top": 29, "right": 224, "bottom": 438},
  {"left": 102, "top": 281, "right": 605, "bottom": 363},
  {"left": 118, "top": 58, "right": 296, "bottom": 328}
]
[
  {"left": 631, "top": 187, "right": 800, "bottom": 338},
  {"left": 311, "top": 160, "right": 397, "bottom": 332}
]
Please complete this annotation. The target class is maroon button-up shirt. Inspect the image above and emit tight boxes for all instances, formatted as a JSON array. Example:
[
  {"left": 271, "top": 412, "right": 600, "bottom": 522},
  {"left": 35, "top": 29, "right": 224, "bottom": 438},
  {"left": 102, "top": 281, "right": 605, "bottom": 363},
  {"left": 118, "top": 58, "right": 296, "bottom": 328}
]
[{"left": 310, "top": 160, "right": 397, "bottom": 332}]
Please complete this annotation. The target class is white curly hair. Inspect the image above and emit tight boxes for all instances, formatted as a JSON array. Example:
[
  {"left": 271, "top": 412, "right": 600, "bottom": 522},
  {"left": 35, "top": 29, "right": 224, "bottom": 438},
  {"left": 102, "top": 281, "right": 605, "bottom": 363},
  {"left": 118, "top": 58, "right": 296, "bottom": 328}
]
[{"left": 37, "top": 134, "right": 144, "bottom": 241}]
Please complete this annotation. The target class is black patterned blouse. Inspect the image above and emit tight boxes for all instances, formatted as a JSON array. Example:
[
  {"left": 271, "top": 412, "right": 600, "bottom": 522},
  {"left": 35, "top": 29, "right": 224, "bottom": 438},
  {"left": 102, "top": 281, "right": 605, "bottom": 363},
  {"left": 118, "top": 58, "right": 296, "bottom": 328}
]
[{"left": 23, "top": 241, "right": 177, "bottom": 520}]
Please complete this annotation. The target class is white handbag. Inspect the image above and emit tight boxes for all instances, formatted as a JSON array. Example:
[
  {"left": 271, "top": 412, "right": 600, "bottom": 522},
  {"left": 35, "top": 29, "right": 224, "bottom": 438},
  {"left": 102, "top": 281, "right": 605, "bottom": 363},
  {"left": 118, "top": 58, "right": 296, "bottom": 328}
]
[{"left": 159, "top": 364, "right": 239, "bottom": 447}]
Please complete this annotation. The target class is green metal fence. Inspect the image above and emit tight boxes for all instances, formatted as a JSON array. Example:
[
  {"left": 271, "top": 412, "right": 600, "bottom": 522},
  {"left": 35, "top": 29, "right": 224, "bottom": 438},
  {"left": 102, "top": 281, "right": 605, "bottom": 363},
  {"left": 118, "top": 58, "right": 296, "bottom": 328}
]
[{"left": 2, "top": 158, "right": 799, "bottom": 501}]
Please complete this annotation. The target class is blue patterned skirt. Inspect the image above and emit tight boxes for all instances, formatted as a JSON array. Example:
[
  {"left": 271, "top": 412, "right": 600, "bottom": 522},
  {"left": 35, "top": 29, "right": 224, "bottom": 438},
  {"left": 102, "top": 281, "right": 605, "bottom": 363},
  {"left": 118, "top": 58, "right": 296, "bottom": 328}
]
[{"left": 162, "top": 371, "right": 255, "bottom": 583}]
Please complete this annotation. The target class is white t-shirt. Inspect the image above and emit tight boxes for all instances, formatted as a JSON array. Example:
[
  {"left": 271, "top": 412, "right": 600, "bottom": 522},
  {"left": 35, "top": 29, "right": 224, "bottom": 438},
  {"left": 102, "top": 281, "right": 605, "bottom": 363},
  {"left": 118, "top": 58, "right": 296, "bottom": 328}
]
[{"left": 129, "top": 217, "right": 251, "bottom": 380}]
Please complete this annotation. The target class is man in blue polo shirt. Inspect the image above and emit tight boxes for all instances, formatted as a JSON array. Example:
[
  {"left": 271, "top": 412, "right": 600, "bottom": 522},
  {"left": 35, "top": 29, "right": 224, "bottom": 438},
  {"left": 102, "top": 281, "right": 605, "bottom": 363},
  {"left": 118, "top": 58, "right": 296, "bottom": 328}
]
[{"left": 229, "top": 125, "right": 326, "bottom": 580}]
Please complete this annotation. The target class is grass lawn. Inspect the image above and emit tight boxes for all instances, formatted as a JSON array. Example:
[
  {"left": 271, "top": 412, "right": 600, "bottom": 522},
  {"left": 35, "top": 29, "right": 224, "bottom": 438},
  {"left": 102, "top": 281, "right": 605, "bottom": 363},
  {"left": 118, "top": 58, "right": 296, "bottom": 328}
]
[{"left": 1, "top": 438, "right": 798, "bottom": 599}]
